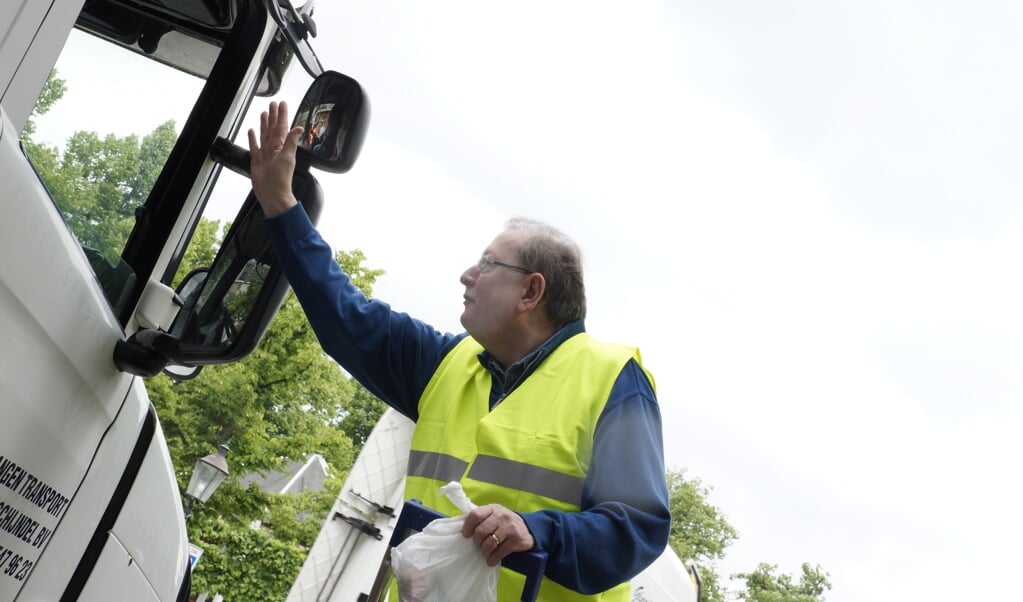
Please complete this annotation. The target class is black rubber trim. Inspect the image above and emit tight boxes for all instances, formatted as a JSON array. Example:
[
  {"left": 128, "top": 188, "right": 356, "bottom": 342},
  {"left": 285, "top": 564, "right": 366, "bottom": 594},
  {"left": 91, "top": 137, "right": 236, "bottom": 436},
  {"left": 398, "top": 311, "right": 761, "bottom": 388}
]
[
  {"left": 118, "top": 0, "right": 266, "bottom": 325},
  {"left": 176, "top": 558, "right": 192, "bottom": 602},
  {"left": 60, "top": 407, "right": 157, "bottom": 601}
]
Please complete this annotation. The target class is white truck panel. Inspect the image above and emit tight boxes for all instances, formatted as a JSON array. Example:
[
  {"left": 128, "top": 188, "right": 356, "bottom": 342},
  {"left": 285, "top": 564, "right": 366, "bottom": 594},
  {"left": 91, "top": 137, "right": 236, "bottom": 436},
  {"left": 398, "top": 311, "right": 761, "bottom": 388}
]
[
  {"left": 1, "top": 107, "right": 188, "bottom": 598},
  {"left": 14, "top": 379, "right": 190, "bottom": 600},
  {"left": 77, "top": 534, "right": 160, "bottom": 601},
  {"left": 0, "top": 105, "right": 140, "bottom": 598},
  {"left": 0, "top": 0, "right": 85, "bottom": 132},
  {"left": 106, "top": 412, "right": 190, "bottom": 597}
]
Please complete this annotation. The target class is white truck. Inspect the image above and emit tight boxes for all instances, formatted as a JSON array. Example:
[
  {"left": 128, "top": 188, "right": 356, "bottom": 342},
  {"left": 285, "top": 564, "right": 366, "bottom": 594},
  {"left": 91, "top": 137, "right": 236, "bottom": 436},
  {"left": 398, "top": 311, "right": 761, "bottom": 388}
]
[{"left": 0, "top": 0, "right": 366, "bottom": 598}]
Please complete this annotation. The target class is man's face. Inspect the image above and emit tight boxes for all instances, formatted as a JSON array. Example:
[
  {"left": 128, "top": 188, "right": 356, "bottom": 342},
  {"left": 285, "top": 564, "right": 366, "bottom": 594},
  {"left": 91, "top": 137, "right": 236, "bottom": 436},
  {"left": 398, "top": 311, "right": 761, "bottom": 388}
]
[{"left": 459, "top": 230, "right": 531, "bottom": 344}]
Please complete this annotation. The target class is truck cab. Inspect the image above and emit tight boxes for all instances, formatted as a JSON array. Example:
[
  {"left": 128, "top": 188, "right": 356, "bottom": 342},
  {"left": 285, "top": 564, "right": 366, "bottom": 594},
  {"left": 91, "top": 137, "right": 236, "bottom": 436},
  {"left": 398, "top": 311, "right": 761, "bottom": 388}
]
[{"left": 0, "top": 0, "right": 366, "bottom": 598}]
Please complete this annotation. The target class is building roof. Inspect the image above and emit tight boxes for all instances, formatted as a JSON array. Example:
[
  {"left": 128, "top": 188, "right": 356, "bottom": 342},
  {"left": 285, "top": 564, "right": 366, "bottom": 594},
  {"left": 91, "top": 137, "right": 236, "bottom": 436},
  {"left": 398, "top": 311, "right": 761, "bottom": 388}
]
[{"left": 240, "top": 454, "right": 330, "bottom": 494}]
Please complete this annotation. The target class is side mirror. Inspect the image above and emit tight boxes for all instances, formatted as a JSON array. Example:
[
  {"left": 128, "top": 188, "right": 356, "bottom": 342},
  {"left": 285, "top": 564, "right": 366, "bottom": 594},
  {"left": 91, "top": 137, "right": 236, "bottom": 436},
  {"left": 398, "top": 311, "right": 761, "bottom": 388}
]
[
  {"left": 293, "top": 70, "right": 370, "bottom": 173},
  {"left": 113, "top": 170, "right": 325, "bottom": 377},
  {"left": 165, "top": 176, "right": 323, "bottom": 366}
]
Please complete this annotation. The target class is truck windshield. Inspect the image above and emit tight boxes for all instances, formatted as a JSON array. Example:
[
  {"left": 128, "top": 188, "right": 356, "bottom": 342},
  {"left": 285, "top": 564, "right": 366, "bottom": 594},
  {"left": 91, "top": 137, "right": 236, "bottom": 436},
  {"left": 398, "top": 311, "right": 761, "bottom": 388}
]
[{"left": 24, "top": 27, "right": 208, "bottom": 314}]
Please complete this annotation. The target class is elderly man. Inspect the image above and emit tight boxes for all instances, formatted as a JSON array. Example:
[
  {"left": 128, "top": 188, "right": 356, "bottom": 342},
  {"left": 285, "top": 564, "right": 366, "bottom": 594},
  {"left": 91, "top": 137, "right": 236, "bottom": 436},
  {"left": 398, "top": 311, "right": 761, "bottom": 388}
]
[{"left": 248, "top": 101, "right": 670, "bottom": 601}]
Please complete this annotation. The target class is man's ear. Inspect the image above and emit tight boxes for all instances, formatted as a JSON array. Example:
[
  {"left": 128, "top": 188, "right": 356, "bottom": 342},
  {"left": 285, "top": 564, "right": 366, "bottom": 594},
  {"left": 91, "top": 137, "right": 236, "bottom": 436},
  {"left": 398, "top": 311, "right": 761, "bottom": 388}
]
[{"left": 519, "top": 273, "right": 546, "bottom": 312}]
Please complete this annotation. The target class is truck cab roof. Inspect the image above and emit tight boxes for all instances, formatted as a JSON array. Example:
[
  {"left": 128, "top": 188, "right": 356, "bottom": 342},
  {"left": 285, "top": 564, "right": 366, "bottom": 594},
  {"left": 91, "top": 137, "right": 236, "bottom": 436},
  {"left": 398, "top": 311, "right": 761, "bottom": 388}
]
[{"left": 77, "top": 0, "right": 248, "bottom": 78}]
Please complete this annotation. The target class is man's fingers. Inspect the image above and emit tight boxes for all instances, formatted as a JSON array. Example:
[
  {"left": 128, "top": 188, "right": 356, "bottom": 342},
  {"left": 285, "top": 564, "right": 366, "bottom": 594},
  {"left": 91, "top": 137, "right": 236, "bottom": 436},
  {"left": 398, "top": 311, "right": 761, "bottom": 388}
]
[
  {"left": 285, "top": 126, "right": 304, "bottom": 152},
  {"left": 271, "top": 101, "right": 289, "bottom": 135},
  {"left": 267, "top": 101, "right": 279, "bottom": 128}
]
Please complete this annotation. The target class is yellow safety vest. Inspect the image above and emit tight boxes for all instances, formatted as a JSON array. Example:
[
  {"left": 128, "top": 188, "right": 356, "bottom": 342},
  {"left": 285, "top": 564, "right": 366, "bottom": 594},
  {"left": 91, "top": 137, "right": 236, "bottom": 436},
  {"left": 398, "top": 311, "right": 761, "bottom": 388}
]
[{"left": 401, "top": 333, "right": 652, "bottom": 602}]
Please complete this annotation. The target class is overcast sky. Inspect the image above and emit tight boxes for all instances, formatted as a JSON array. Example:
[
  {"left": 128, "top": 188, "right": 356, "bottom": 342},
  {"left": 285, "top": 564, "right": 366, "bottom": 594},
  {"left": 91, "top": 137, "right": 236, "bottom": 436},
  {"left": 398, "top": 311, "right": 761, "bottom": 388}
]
[
  {"left": 304, "top": 3, "right": 1023, "bottom": 600},
  {"left": 39, "top": 1, "right": 1023, "bottom": 600}
]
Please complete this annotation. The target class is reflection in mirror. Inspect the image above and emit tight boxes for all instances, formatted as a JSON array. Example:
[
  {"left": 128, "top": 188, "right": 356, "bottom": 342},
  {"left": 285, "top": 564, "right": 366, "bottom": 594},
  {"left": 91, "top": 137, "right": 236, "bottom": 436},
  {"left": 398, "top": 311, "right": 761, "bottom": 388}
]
[
  {"left": 176, "top": 268, "right": 208, "bottom": 311},
  {"left": 292, "top": 70, "right": 369, "bottom": 173},
  {"left": 193, "top": 249, "right": 240, "bottom": 347},
  {"left": 297, "top": 102, "right": 347, "bottom": 160},
  {"left": 168, "top": 205, "right": 275, "bottom": 359}
]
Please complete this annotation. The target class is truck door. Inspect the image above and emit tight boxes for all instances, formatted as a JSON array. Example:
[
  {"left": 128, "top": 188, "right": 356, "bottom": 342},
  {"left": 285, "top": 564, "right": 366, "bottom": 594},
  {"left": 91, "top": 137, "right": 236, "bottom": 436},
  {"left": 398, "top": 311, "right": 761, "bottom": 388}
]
[{"left": 1, "top": 0, "right": 286, "bottom": 598}]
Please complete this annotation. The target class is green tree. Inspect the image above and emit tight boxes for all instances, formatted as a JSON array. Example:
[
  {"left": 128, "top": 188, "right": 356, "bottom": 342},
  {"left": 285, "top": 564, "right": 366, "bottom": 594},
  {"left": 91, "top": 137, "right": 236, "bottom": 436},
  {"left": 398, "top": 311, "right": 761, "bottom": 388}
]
[
  {"left": 127, "top": 120, "right": 177, "bottom": 207},
  {"left": 51, "top": 129, "right": 141, "bottom": 251},
  {"left": 21, "top": 68, "right": 66, "bottom": 139},
  {"left": 175, "top": 217, "right": 225, "bottom": 282},
  {"left": 733, "top": 563, "right": 832, "bottom": 602},
  {"left": 25, "top": 114, "right": 177, "bottom": 259},
  {"left": 665, "top": 467, "right": 739, "bottom": 602},
  {"left": 181, "top": 519, "right": 308, "bottom": 600},
  {"left": 339, "top": 381, "right": 388, "bottom": 448},
  {"left": 24, "top": 70, "right": 178, "bottom": 259},
  {"left": 147, "top": 247, "right": 387, "bottom": 600}
]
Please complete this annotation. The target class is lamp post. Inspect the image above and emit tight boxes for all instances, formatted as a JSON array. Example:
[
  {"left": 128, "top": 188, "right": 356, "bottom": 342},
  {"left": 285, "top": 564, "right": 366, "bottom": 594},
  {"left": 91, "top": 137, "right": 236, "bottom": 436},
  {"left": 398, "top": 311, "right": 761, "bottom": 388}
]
[{"left": 183, "top": 444, "right": 230, "bottom": 520}]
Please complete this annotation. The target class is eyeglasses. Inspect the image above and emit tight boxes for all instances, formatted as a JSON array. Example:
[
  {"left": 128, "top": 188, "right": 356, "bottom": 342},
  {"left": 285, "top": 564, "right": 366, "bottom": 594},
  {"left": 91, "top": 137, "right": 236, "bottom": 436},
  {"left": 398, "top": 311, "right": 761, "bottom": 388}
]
[{"left": 477, "top": 254, "right": 532, "bottom": 275}]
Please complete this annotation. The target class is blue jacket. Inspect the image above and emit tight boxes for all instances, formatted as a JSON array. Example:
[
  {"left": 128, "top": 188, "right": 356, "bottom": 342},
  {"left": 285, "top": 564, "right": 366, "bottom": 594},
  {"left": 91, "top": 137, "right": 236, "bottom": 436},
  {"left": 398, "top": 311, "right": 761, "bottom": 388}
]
[{"left": 264, "top": 205, "right": 671, "bottom": 594}]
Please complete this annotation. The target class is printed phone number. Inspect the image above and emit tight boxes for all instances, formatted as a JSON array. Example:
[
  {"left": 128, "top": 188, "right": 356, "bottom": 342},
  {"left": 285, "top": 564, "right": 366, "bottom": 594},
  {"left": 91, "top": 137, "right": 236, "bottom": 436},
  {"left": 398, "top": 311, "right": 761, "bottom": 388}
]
[{"left": 0, "top": 544, "right": 33, "bottom": 583}]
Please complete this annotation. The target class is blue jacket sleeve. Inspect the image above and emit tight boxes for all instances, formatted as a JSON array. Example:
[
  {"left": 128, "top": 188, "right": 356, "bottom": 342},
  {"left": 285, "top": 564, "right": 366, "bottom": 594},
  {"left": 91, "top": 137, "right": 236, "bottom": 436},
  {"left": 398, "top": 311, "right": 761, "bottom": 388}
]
[
  {"left": 262, "top": 204, "right": 461, "bottom": 420},
  {"left": 519, "top": 359, "right": 671, "bottom": 593}
]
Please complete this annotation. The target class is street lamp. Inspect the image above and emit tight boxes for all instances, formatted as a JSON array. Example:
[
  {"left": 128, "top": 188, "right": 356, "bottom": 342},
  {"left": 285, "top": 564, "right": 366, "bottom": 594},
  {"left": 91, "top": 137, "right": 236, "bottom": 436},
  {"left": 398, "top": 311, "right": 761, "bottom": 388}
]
[{"left": 183, "top": 444, "right": 230, "bottom": 519}]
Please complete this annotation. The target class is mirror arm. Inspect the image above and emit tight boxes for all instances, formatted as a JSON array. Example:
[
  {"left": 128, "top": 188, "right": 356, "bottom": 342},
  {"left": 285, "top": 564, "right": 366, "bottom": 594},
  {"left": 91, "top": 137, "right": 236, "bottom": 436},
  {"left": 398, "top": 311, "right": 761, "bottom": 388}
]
[
  {"left": 212, "top": 136, "right": 313, "bottom": 178},
  {"left": 113, "top": 329, "right": 182, "bottom": 377},
  {"left": 211, "top": 136, "right": 251, "bottom": 178},
  {"left": 262, "top": 0, "right": 323, "bottom": 78}
]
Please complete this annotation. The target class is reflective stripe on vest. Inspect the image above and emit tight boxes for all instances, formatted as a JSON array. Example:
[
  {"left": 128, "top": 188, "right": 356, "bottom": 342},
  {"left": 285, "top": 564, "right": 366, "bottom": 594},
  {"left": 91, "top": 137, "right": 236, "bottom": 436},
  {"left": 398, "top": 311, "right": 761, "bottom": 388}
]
[
  {"left": 407, "top": 450, "right": 469, "bottom": 484},
  {"left": 407, "top": 451, "right": 586, "bottom": 507},
  {"left": 467, "top": 454, "right": 585, "bottom": 507}
]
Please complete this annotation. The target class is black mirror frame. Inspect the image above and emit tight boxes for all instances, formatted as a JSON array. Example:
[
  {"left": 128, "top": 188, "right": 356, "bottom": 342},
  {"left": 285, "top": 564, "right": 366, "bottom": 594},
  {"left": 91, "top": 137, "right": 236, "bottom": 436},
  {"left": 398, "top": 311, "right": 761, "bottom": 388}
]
[
  {"left": 293, "top": 70, "right": 371, "bottom": 174},
  {"left": 169, "top": 171, "right": 324, "bottom": 367},
  {"left": 114, "top": 170, "right": 324, "bottom": 378}
]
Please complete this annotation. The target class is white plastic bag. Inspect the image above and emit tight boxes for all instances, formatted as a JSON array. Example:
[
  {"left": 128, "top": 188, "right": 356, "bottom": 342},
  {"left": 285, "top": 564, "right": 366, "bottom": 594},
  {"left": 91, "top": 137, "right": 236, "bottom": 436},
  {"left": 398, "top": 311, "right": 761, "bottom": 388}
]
[{"left": 391, "top": 482, "right": 498, "bottom": 602}]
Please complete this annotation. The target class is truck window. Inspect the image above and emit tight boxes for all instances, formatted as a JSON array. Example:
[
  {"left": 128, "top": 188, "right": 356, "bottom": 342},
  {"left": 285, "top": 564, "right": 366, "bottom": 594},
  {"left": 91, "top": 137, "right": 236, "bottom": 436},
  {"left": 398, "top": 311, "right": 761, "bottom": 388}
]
[{"left": 25, "top": 27, "right": 207, "bottom": 313}]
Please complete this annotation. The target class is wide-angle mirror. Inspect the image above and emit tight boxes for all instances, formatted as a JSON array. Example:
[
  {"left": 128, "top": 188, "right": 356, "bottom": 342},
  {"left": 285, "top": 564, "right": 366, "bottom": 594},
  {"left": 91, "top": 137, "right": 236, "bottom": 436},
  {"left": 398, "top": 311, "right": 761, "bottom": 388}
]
[
  {"left": 162, "top": 171, "right": 324, "bottom": 368},
  {"left": 293, "top": 70, "right": 370, "bottom": 173}
]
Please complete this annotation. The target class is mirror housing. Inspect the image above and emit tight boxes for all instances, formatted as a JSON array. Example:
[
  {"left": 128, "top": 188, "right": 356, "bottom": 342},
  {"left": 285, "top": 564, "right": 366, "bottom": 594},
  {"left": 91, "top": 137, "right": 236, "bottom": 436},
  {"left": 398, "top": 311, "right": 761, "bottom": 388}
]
[
  {"left": 113, "top": 171, "right": 324, "bottom": 377},
  {"left": 293, "top": 70, "right": 370, "bottom": 173},
  {"left": 168, "top": 174, "right": 323, "bottom": 366}
]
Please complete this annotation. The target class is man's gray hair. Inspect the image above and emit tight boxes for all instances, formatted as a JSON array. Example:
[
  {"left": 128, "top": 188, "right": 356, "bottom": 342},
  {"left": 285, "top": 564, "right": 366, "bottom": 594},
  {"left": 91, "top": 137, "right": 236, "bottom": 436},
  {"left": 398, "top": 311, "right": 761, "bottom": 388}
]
[{"left": 505, "top": 217, "right": 586, "bottom": 325}]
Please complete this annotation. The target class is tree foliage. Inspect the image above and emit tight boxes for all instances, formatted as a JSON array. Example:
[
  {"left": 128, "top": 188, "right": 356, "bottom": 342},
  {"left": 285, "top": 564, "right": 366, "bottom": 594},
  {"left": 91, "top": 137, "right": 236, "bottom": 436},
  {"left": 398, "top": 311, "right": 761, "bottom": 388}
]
[
  {"left": 182, "top": 518, "right": 308, "bottom": 600},
  {"left": 665, "top": 467, "right": 738, "bottom": 602},
  {"left": 664, "top": 468, "right": 832, "bottom": 602},
  {"left": 21, "top": 68, "right": 66, "bottom": 139},
  {"left": 732, "top": 563, "right": 832, "bottom": 602},
  {"left": 149, "top": 247, "right": 386, "bottom": 600},
  {"left": 24, "top": 77, "right": 176, "bottom": 259},
  {"left": 667, "top": 468, "right": 738, "bottom": 562}
]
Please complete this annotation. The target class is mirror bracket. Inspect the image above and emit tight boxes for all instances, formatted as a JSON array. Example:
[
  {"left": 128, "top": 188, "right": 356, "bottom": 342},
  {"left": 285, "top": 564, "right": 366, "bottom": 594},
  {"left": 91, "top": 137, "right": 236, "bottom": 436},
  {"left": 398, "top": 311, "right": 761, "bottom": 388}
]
[
  {"left": 211, "top": 136, "right": 252, "bottom": 178},
  {"left": 136, "top": 281, "right": 183, "bottom": 331},
  {"left": 211, "top": 136, "right": 315, "bottom": 178},
  {"left": 113, "top": 329, "right": 182, "bottom": 377},
  {"left": 263, "top": 0, "right": 323, "bottom": 78}
]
